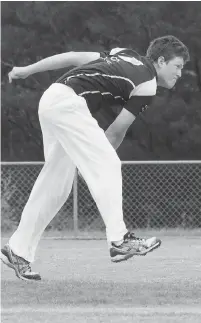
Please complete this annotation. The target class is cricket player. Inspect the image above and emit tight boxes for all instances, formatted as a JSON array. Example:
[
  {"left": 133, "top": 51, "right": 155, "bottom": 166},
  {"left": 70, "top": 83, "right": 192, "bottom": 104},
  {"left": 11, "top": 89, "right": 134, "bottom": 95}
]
[{"left": 1, "top": 35, "right": 189, "bottom": 281}]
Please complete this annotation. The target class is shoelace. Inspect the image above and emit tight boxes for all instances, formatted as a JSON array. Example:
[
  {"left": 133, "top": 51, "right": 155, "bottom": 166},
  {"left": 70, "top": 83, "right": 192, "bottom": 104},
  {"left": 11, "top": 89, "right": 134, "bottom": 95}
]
[
  {"left": 13, "top": 253, "right": 32, "bottom": 273},
  {"left": 125, "top": 232, "right": 144, "bottom": 242},
  {"left": 123, "top": 233, "right": 146, "bottom": 248}
]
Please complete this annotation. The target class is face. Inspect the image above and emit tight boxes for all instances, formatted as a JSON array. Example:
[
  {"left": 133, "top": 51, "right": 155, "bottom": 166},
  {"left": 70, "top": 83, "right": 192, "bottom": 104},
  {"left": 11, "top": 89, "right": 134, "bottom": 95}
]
[{"left": 156, "top": 56, "right": 184, "bottom": 89}]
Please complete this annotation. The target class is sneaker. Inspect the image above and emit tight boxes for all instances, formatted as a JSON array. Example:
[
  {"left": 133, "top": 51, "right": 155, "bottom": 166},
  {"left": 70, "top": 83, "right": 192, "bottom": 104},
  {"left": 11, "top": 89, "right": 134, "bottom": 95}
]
[
  {"left": 110, "top": 232, "right": 161, "bottom": 263},
  {"left": 0, "top": 244, "right": 41, "bottom": 281}
]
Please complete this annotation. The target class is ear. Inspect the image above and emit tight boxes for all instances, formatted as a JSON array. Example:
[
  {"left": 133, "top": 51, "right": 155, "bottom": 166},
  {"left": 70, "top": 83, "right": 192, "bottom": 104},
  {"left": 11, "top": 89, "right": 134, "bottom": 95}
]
[{"left": 157, "top": 56, "right": 166, "bottom": 67}]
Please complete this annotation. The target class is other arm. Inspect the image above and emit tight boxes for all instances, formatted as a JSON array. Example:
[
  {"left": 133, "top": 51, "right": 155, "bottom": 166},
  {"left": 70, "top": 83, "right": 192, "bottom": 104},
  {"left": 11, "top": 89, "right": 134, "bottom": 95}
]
[
  {"left": 105, "top": 108, "right": 136, "bottom": 150},
  {"left": 79, "top": 108, "right": 135, "bottom": 181},
  {"left": 105, "top": 95, "right": 154, "bottom": 150},
  {"left": 8, "top": 51, "right": 101, "bottom": 83}
]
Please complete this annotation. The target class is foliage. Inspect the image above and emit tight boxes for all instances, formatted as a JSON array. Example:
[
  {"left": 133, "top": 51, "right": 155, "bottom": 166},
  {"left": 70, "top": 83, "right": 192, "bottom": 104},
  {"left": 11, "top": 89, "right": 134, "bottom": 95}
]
[
  {"left": 1, "top": 1, "right": 201, "bottom": 161},
  {"left": 1, "top": 175, "right": 18, "bottom": 231}
]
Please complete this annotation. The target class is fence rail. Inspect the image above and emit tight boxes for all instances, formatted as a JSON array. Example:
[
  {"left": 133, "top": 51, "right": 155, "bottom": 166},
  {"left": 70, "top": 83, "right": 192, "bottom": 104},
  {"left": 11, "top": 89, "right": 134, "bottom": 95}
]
[{"left": 1, "top": 161, "right": 201, "bottom": 236}]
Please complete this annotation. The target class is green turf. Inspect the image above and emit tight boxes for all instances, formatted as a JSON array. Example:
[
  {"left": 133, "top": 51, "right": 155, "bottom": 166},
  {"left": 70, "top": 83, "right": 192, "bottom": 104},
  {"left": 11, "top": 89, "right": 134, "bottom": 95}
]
[{"left": 1, "top": 235, "right": 201, "bottom": 323}]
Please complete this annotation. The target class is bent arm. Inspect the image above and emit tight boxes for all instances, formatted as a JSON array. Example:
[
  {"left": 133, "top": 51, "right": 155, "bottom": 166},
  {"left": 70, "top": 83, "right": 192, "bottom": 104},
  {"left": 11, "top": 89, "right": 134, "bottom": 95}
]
[
  {"left": 105, "top": 108, "right": 136, "bottom": 150},
  {"left": 106, "top": 95, "right": 154, "bottom": 150},
  {"left": 78, "top": 108, "right": 135, "bottom": 181}
]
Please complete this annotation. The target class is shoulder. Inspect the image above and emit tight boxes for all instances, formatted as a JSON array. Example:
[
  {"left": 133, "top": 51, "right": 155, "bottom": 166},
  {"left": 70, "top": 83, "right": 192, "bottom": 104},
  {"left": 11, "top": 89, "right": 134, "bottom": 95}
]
[
  {"left": 110, "top": 48, "right": 156, "bottom": 80},
  {"left": 100, "top": 48, "right": 136, "bottom": 57},
  {"left": 128, "top": 56, "right": 157, "bottom": 96},
  {"left": 129, "top": 78, "right": 157, "bottom": 97}
]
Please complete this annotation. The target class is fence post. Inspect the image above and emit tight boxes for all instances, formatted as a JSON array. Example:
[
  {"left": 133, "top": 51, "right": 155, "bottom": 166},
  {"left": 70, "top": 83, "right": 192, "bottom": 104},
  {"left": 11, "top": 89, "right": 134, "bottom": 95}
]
[{"left": 73, "top": 168, "right": 78, "bottom": 237}]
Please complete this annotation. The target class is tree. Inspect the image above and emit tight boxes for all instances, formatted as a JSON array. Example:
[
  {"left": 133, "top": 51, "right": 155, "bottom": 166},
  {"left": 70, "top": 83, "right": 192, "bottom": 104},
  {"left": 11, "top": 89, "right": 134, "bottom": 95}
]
[{"left": 1, "top": 1, "right": 201, "bottom": 161}]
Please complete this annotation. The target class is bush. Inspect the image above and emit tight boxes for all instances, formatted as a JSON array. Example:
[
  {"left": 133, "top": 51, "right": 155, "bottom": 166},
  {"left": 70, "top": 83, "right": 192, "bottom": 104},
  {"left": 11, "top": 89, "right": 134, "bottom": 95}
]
[{"left": 1, "top": 175, "right": 18, "bottom": 232}]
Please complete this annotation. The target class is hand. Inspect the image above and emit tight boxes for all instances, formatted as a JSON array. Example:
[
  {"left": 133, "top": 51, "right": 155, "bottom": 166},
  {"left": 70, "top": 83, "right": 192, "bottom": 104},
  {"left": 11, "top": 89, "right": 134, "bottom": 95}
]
[{"left": 8, "top": 66, "right": 30, "bottom": 83}]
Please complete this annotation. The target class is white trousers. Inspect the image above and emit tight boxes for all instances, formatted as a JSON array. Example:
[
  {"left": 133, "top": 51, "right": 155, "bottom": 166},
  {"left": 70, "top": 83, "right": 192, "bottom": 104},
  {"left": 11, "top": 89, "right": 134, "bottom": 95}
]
[{"left": 9, "top": 83, "right": 127, "bottom": 262}]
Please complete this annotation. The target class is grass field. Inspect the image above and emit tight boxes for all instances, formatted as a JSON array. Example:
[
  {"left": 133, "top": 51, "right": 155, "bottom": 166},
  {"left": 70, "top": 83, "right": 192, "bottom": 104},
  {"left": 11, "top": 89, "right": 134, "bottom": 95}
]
[{"left": 1, "top": 231, "right": 201, "bottom": 323}]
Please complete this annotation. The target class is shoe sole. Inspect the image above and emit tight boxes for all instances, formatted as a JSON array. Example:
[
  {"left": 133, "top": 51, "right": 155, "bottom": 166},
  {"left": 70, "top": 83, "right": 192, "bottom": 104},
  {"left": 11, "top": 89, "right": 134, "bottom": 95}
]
[
  {"left": 0, "top": 251, "right": 41, "bottom": 281},
  {"left": 111, "top": 239, "right": 162, "bottom": 263}
]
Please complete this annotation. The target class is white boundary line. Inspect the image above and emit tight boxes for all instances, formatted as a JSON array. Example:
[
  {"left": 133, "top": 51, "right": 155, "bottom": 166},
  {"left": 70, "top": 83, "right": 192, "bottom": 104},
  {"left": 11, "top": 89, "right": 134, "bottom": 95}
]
[
  {"left": 122, "top": 160, "right": 201, "bottom": 165},
  {"left": 1, "top": 160, "right": 201, "bottom": 165},
  {"left": 0, "top": 161, "right": 44, "bottom": 165},
  {"left": 2, "top": 306, "right": 201, "bottom": 314}
]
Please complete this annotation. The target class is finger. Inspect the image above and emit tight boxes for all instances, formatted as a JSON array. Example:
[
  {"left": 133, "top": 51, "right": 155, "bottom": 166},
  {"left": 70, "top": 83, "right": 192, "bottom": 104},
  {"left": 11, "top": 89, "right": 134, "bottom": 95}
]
[{"left": 8, "top": 73, "right": 12, "bottom": 83}]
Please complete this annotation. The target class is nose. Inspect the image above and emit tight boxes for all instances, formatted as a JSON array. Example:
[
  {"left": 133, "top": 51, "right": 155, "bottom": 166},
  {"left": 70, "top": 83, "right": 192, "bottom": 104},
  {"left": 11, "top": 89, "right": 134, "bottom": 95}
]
[{"left": 176, "top": 69, "right": 182, "bottom": 78}]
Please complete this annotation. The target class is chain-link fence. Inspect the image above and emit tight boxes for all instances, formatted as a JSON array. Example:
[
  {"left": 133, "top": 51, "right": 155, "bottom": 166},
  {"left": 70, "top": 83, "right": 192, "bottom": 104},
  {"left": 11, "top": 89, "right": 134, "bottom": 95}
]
[{"left": 1, "top": 161, "right": 201, "bottom": 236}]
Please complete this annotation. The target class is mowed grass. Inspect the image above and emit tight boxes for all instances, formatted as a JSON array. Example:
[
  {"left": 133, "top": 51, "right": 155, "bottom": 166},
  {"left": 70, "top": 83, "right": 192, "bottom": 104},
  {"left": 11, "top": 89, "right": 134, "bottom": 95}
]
[{"left": 1, "top": 233, "right": 201, "bottom": 323}]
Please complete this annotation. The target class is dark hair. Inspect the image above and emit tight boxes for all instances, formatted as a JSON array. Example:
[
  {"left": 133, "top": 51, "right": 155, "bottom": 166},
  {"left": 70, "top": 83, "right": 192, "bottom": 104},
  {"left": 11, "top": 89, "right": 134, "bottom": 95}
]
[{"left": 146, "top": 35, "right": 190, "bottom": 63}]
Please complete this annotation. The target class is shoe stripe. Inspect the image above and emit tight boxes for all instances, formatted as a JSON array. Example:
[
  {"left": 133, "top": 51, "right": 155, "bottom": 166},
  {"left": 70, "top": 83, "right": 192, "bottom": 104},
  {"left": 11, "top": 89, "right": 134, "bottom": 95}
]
[
  {"left": 1, "top": 253, "right": 41, "bottom": 281},
  {"left": 1, "top": 246, "right": 40, "bottom": 281},
  {"left": 111, "top": 241, "right": 161, "bottom": 262},
  {"left": 2, "top": 247, "right": 22, "bottom": 278}
]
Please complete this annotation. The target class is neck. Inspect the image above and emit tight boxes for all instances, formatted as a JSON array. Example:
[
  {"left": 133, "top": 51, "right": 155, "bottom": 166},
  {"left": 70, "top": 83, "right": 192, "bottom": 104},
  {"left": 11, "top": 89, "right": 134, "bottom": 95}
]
[{"left": 153, "top": 62, "right": 159, "bottom": 75}]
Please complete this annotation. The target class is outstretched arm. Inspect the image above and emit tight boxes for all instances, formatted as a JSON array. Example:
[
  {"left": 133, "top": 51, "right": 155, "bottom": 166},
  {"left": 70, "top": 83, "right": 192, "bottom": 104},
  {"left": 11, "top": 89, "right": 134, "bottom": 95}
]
[{"left": 8, "top": 51, "right": 100, "bottom": 83}]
